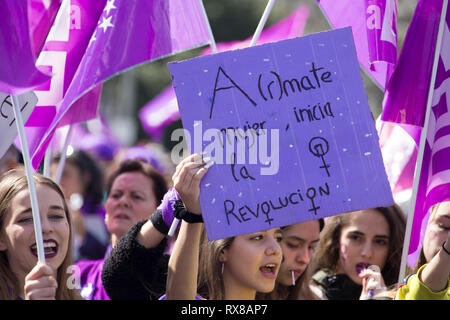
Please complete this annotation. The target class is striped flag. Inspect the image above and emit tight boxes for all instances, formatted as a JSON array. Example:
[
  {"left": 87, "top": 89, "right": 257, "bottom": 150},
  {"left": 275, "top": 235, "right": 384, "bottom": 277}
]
[
  {"left": 316, "top": 0, "right": 398, "bottom": 89},
  {"left": 410, "top": 4, "right": 450, "bottom": 255}
]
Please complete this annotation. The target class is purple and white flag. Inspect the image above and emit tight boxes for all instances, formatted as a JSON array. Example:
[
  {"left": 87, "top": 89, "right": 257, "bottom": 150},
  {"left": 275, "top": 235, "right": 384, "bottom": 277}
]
[
  {"left": 17, "top": 0, "right": 105, "bottom": 161},
  {"left": 409, "top": 5, "right": 450, "bottom": 255},
  {"left": 30, "top": 0, "right": 211, "bottom": 169},
  {"left": 140, "top": 4, "right": 310, "bottom": 140},
  {"left": 0, "top": 0, "right": 51, "bottom": 95},
  {"left": 317, "top": 0, "right": 398, "bottom": 89}
]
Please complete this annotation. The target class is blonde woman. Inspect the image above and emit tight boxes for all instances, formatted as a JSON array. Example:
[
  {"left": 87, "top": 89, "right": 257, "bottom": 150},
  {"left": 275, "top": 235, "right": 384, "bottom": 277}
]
[{"left": 0, "top": 169, "right": 79, "bottom": 299}]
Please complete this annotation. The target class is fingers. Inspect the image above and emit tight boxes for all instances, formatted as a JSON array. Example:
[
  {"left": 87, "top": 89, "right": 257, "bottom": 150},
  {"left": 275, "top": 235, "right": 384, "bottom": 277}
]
[
  {"left": 172, "top": 153, "right": 213, "bottom": 214},
  {"left": 24, "top": 263, "right": 57, "bottom": 300}
]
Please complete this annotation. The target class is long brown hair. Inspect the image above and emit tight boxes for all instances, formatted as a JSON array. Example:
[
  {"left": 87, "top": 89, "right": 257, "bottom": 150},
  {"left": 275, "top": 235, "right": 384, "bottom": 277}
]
[
  {"left": 197, "top": 229, "right": 234, "bottom": 300},
  {"left": 307, "top": 205, "right": 407, "bottom": 287},
  {"left": 0, "top": 169, "right": 80, "bottom": 300}
]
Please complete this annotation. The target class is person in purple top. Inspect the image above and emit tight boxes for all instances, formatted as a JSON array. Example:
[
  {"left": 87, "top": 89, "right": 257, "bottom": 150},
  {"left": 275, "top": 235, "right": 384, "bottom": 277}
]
[{"left": 74, "top": 159, "right": 168, "bottom": 300}]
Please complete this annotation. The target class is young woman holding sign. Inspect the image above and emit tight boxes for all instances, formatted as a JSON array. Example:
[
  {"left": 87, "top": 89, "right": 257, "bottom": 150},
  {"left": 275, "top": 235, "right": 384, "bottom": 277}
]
[
  {"left": 305, "top": 205, "right": 406, "bottom": 300},
  {"left": 396, "top": 201, "right": 450, "bottom": 300},
  {"left": 165, "top": 153, "right": 284, "bottom": 300},
  {"left": 0, "top": 169, "right": 80, "bottom": 300}
]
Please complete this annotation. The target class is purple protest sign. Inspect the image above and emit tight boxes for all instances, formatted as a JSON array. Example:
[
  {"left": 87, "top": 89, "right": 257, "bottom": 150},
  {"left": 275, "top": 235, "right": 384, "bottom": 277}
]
[{"left": 169, "top": 27, "right": 394, "bottom": 240}]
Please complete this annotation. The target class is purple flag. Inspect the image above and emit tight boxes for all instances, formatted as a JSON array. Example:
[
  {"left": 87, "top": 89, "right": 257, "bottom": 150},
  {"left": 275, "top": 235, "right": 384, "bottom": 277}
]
[
  {"left": 0, "top": 0, "right": 51, "bottom": 95},
  {"left": 381, "top": 0, "right": 444, "bottom": 126},
  {"left": 28, "top": 0, "right": 62, "bottom": 58},
  {"left": 409, "top": 5, "right": 450, "bottom": 255},
  {"left": 317, "top": 0, "right": 398, "bottom": 89},
  {"left": 139, "top": 4, "right": 310, "bottom": 140},
  {"left": 30, "top": 0, "right": 211, "bottom": 169}
]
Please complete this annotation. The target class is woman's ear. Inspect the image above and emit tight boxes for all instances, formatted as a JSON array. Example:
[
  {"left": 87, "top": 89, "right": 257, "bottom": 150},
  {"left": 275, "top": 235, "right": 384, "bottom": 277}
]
[{"left": 219, "top": 249, "right": 228, "bottom": 263}]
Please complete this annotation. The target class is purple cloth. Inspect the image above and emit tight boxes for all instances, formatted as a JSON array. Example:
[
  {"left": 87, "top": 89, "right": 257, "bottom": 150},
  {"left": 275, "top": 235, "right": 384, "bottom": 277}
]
[
  {"left": 75, "top": 245, "right": 112, "bottom": 300},
  {"left": 381, "top": 0, "right": 444, "bottom": 126},
  {"left": 157, "top": 188, "right": 181, "bottom": 227},
  {"left": 0, "top": 0, "right": 51, "bottom": 95}
]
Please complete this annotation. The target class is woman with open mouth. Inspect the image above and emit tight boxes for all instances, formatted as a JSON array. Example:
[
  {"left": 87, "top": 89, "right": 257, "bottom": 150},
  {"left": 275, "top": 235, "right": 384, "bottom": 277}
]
[
  {"left": 0, "top": 169, "right": 79, "bottom": 300},
  {"left": 304, "top": 205, "right": 406, "bottom": 300},
  {"left": 163, "top": 153, "right": 283, "bottom": 300}
]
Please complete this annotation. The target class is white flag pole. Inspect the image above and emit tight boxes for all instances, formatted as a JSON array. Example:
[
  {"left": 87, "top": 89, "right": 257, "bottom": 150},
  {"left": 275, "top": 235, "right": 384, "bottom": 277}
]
[
  {"left": 55, "top": 124, "right": 74, "bottom": 185},
  {"left": 397, "top": 0, "right": 448, "bottom": 284},
  {"left": 249, "top": 0, "right": 277, "bottom": 47},
  {"left": 11, "top": 94, "right": 46, "bottom": 264},
  {"left": 42, "top": 145, "right": 52, "bottom": 177},
  {"left": 168, "top": 0, "right": 277, "bottom": 237}
]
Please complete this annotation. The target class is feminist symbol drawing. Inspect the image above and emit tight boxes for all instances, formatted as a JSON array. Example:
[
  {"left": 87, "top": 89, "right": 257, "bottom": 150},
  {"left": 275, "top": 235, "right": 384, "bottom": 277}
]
[{"left": 308, "top": 136, "right": 331, "bottom": 177}]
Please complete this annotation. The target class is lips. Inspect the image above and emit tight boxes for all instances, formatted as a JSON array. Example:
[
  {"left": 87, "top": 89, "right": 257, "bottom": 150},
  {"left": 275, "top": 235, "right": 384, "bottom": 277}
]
[
  {"left": 355, "top": 262, "right": 372, "bottom": 274},
  {"left": 259, "top": 263, "right": 279, "bottom": 279},
  {"left": 30, "top": 240, "right": 58, "bottom": 259}
]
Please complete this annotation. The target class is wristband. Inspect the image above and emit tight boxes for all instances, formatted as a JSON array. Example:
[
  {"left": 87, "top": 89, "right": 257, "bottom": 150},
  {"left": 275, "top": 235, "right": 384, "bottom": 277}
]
[
  {"left": 173, "top": 200, "right": 203, "bottom": 223},
  {"left": 150, "top": 209, "right": 170, "bottom": 235},
  {"left": 442, "top": 242, "right": 450, "bottom": 255}
]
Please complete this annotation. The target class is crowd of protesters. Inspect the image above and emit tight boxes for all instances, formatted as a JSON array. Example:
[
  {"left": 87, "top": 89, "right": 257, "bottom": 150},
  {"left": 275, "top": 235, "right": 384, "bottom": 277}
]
[{"left": 0, "top": 140, "right": 448, "bottom": 301}]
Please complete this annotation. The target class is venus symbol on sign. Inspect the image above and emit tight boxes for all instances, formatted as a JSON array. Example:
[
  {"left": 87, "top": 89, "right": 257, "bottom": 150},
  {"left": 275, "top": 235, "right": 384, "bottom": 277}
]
[{"left": 308, "top": 136, "right": 330, "bottom": 177}]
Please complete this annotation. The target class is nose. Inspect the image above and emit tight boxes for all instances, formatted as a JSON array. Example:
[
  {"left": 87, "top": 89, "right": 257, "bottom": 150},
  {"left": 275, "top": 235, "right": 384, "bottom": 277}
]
[
  {"left": 40, "top": 215, "right": 53, "bottom": 234},
  {"left": 361, "top": 240, "right": 373, "bottom": 258},
  {"left": 265, "top": 237, "right": 282, "bottom": 257},
  {"left": 118, "top": 194, "right": 130, "bottom": 208},
  {"left": 296, "top": 246, "right": 311, "bottom": 265}
]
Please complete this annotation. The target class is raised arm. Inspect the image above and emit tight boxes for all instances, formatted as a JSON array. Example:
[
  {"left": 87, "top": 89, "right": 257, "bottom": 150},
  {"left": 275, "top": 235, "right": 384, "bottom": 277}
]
[
  {"left": 420, "top": 232, "right": 450, "bottom": 293},
  {"left": 165, "top": 153, "right": 212, "bottom": 300}
]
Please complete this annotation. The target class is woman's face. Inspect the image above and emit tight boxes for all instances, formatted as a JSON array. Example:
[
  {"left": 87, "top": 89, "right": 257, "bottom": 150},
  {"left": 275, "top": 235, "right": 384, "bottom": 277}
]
[
  {"left": 336, "top": 209, "right": 390, "bottom": 285},
  {"left": 0, "top": 184, "right": 70, "bottom": 279},
  {"left": 278, "top": 220, "right": 320, "bottom": 286},
  {"left": 221, "top": 228, "right": 283, "bottom": 296},
  {"left": 105, "top": 171, "right": 157, "bottom": 243},
  {"left": 423, "top": 201, "right": 450, "bottom": 262}
]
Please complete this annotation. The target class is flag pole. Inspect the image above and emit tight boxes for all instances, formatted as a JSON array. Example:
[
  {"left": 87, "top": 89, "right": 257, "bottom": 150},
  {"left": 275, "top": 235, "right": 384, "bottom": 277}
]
[
  {"left": 11, "top": 94, "right": 46, "bottom": 264},
  {"left": 249, "top": 0, "right": 277, "bottom": 47},
  {"left": 168, "top": 0, "right": 277, "bottom": 237},
  {"left": 55, "top": 124, "right": 74, "bottom": 185},
  {"left": 397, "top": 0, "right": 448, "bottom": 284}
]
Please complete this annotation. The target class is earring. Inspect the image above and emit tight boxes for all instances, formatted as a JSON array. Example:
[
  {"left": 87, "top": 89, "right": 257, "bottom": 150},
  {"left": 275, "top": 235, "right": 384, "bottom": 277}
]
[{"left": 221, "top": 262, "right": 225, "bottom": 275}]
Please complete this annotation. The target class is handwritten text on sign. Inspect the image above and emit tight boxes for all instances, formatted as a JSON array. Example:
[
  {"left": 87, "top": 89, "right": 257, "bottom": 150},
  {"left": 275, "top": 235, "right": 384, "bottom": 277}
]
[
  {"left": 0, "top": 91, "right": 38, "bottom": 158},
  {"left": 169, "top": 28, "right": 393, "bottom": 240}
]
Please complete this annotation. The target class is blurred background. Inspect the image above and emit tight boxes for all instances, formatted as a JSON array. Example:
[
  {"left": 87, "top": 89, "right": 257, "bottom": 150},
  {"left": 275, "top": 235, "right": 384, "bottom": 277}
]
[{"left": 99, "top": 0, "right": 418, "bottom": 153}]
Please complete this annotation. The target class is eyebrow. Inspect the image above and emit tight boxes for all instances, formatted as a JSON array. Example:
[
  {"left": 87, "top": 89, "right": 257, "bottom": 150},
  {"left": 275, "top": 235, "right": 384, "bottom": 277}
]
[
  {"left": 285, "top": 236, "right": 320, "bottom": 243},
  {"left": 349, "top": 230, "right": 390, "bottom": 239},
  {"left": 18, "top": 205, "right": 65, "bottom": 216}
]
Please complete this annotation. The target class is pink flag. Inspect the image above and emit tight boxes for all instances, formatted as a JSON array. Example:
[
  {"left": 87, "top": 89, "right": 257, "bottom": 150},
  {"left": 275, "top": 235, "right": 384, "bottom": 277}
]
[
  {"left": 0, "top": 0, "right": 51, "bottom": 95},
  {"left": 316, "top": 0, "right": 398, "bottom": 89},
  {"left": 381, "top": 0, "right": 444, "bottom": 126},
  {"left": 30, "top": 0, "right": 211, "bottom": 169},
  {"left": 409, "top": 5, "right": 450, "bottom": 255},
  {"left": 139, "top": 4, "right": 310, "bottom": 140}
]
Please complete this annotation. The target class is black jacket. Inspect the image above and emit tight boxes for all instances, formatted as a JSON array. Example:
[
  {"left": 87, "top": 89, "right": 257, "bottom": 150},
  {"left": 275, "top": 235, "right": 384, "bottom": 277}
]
[{"left": 101, "top": 220, "right": 169, "bottom": 300}]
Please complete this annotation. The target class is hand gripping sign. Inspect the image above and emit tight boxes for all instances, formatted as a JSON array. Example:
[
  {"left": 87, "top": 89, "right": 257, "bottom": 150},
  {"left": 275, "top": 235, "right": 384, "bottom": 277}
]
[{"left": 169, "top": 27, "right": 393, "bottom": 241}]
